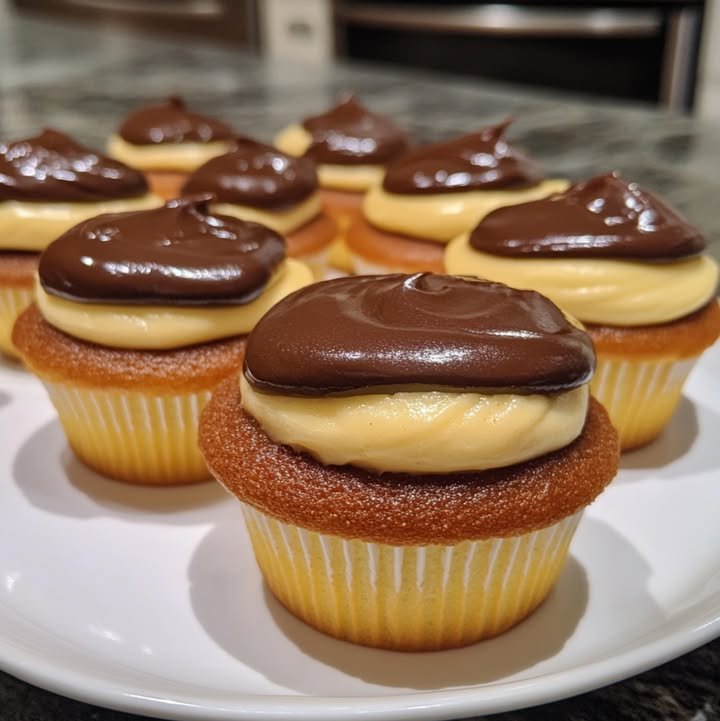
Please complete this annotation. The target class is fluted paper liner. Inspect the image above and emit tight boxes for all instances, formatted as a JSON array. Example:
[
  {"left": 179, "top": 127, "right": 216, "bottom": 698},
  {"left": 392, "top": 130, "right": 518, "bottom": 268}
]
[
  {"left": 0, "top": 285, "right": 33, "bottom": 358},
  {"left": 242, "top": 503, "right": 582, "bottom": 651},
  {"left": 591, "top": 355, "right": 696, "bottom": 451},
  {"left": 44, "top": 382, "right": 213, "bottom": 485}
]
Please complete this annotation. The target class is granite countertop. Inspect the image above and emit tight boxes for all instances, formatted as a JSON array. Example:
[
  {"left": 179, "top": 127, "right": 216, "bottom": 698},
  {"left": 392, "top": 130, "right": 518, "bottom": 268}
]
[{"left": 1, "top": 5, "right": 719, "bottom": 721}]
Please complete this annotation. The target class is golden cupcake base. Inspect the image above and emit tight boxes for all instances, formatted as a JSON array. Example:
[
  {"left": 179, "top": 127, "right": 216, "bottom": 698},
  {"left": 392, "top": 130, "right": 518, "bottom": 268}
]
[{"left": 243, "top": 503, "right": 581, "bottom": 651}]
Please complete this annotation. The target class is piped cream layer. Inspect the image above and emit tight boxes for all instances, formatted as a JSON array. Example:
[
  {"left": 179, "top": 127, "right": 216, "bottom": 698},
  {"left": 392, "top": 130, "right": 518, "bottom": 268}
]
[
  {"left": 275, "top": 124, "right": 384, "bottom": 191},
  {"left": 445, "top": 233, "right": 719, "bottom": 326},
  {"left": 212, "top": 194, "right": 321, "bottom": 235},
  {"left": 0, "top": 193, "right": 162, "bottom": 252},
  {"left": 36, "top": 259, "right": 313, "bottom": 349},
  {"left": 240, "top": 375, "right": 589, "bottom": 474},
  {"left": 107, "top": 134, "right": 235, "bottom": 172},
  {"left": 363, "top": 179, "right": 569, "bottom": 243}
]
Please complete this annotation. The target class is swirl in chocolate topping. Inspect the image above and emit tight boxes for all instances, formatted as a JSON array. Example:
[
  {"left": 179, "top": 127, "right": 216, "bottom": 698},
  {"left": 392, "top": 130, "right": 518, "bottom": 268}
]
[
  {"left": 301, "top": 95, "right": 410, "bottom": 166},
  {"left": 182, "top": 137, "right": 317, "bottom": 209},
  {"left": 469, "top": 171, "right": 706, "bottom": 260},
  {"left": 382, "top": 121, "right": 544, "bottom": 195},
  {"left": 39, "top": 196, "right": 285, "bottom": 305},
  {"left": 244, "top": 274, "right": 595, "bottom": 396},
  {"left": 118, "top": 96, "right": 236, "bottom": 145},
  {"left": 0, "top": 129, "right": 148, "bottom": 202}
]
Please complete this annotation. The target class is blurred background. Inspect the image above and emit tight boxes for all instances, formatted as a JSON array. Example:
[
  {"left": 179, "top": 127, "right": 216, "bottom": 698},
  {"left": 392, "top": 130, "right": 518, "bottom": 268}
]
[{"left": 4, "top": 0, "right": 719, "bottom": 117}]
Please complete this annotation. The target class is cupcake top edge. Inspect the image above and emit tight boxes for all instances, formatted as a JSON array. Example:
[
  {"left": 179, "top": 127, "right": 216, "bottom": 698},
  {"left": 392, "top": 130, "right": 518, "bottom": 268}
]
[
  {"left": 0, "top": 129, "right": 149, "bottom": 203},
  {"left": 182, "top": 137, "right": 318, "bottom": 209},
  {"left": 117, "top": 96, "right": 236, "bottom": 145},
  {"left": 243, "top": 273, "right": 596, "bottom": 396},
  {"left": 469, "top": 171, "right": 707, "bottom": 261},
  {"left": 300, "top": 94, "right": 411, "bottom": 166},
  {"left": 38, "top": 196, "right": 287, "bottom": 306},
  {"left": 382, "top": 120, "right": 545, "bottom": 195}
]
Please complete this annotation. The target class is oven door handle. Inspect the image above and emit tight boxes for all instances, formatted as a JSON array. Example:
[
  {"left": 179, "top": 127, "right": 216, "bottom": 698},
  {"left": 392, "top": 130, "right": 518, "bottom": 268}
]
[
  {"left": 63, "top": 0, "right": 223, "bottom": 17},
  {"left": 335, "top": 3, "right": 662, "bottom": 38}
]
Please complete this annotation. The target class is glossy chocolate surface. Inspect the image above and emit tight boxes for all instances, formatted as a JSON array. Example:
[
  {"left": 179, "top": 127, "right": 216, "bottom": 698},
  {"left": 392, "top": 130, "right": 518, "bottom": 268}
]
[
  {"left": 244, "top": 273, "right": 594, "bottom": 395},
  {"left": 302, "top": 95, "right": 410, "bottom": 165},
  {"left": 118, "top": 96, "right": 235, "bottom": 145},
  {"left": 182, "top": 137, "right": 317, "bottom": 209},
  {"left": 469, "top": 172, "right": 706, "bottom": 260},
  {"left": 39, "top": 197, "right": 285, "bottom": 305},
  {"left": 0, "top": 129, "right": 148, "bottom": 202},
  {"left": 382, "top": 121, "right": 543, "bottom": 194}
]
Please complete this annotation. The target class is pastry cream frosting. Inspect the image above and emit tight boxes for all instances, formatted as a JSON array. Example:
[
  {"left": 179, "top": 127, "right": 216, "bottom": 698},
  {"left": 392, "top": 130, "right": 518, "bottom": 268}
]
[
  {"left": 445, "top": 233, "right": 719, "bottom": 326},
  {"left": 240, "top": 376, "right": 589, "bottom": 473},
  {"left": 212, "top": 194, "right": 321, "bottom": 235},
  {"left": 0, "top": 194, "right": 162, "bottom": 252},
  {"left": 107, "top": 134, "right": 235, "bottom": 173},
  {"left": 363, "top": 179, "right": 569, "bottom": 243},
  {"left": 36, "top": 259, "right": 313, "bottom": 349},
  {"left": 275, "top": 125, "right": 384, "bottom": 191}
]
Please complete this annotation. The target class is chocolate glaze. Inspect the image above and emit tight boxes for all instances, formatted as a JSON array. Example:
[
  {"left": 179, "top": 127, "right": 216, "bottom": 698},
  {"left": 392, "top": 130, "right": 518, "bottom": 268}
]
[
  {"left": 39, "top": 197, "right": 285, "bottom": 305},
  {"left": 301, "top": 95, "right": 410, "bottom": 166},
  {"left": 244, "top": 273, "right": 595, "bottom": 396},
  {"left": 0, "top": 129, "right": 148, "bottom": 202},
  {"left": 382, "top": 121, "right": 544, "bottom": 195},
  {"left": 469, "top": 171, "right": 706, "bottom": 260},
  {"left": 118, "top": 96, "right": 235, "bottom": 145},
  {"left": 182, "top": 137, "right": 317, "bottom": 209}
]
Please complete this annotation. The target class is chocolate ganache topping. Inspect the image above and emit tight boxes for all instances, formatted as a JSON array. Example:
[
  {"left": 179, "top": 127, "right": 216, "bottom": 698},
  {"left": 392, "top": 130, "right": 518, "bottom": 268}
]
[
  {"left": 118, "top": 96, "right": 236, "bottom": 145},
  {"left": 382, "top": 121, "right": 543, "bottom": 195},
  {"left": 182, "top": 138, "right": 317, "bottom": 209},
  {"left": 0, "top": 129, "right": 148, "bottom": 202},
  {"left": 244, "top": 273, "right": 595, "bottom": 396},
  {"left": 39, "top": 197, "right": 285, "bottom": 305},
  {"left": 301, "top": 95, "right": 410, "bottom": 165},
  {"left": 469, "top": 171, "right": 706, "bottom": 260}
]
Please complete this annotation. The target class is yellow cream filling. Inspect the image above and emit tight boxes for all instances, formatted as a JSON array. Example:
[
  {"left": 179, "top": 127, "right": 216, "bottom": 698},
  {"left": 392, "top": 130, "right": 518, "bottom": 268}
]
[
  {"left": 36, "top": 259, "right": 313, "bottom": 349},
  {"left": 275, "top": 124, "right": 384, "bottom": 191},
  {"left": 363, "top": 179, "right": 569, "bottom": 243},
  {"left": 107, "top": 134, "right": 235, "bottom": 173},
  {"left": 240, "top": 375, "right": 589, "bottom": 474},
  {"left": 445, "top": 233, "right": 719, "bottom": 326},
  {"left": 212, "top": 193, "right": 321, "bottom": 235},
  {"left": 0, "top": 194, "right": 162, "bottom": 252}
]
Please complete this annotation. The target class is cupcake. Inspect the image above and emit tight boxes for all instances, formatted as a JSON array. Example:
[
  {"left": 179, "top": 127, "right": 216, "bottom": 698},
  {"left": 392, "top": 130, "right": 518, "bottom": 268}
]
[
  {"left": 13, "top": 197, "right": 313, "bottom": 485},
  {"left": 274, "top": 95, "right": 410, "bottom": 226},
  {"left": 182, "top": 138, "right": 338, "bottom": 278},
  {"left": 445, "top": 172, "right": 720, "bottom": 450},
  {"left": 107, "top": 96, "right": 236, "bottom": 200},
  {"left": 345, "top": 121, "right": 568, "bottom": 275},
  {"left": 0, "top": 129, "right": 160, "bottom": 359},
  {"left": 199, "top": 274, "right": 619, "bottom": 650}
]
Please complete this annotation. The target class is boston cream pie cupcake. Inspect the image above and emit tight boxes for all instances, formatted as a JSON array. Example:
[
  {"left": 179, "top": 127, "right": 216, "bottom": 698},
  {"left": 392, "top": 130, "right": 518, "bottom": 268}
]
[
  {"left": 0, "top": 129, "right": 159, "bottom": 358},
  {"left": 274, "top": 95, "right": 410, "bottom": 225},
  {"left": 107, "top": 96, "right": 236, "bottom": 200},
  {"left": 346, "top": 121, "right": 567, "bottom": 275},
  {"left": 13, "top": 197, "right": 313, "bottom": 485},
  {"left": 199, "top": 274, "right": 619, "bottom": 650},
  {"left": 446, "top": 172, "right": 720, "bottom": 450},
  {"left": 182, "top": 138, "right": 338, "bottom": 278}
]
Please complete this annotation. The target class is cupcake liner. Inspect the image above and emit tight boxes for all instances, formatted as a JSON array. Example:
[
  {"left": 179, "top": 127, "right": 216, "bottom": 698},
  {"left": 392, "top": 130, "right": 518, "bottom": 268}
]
[
  {"left": 0, "top": 285, "right": 34, "bottom": 358},
  {"left": 242, "top": 503, "right": 582, "bottom": 651},
  {"left": 44, "top": 382, "right": 213, "bottom": 485},
  {"left": 591, "top": 354, "right": 697, "bottom": 451}
]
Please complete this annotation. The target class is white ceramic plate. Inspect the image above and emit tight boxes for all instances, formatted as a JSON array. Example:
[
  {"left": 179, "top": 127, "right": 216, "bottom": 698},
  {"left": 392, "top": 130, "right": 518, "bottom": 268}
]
[{"left": 1, "top": 346, "right": 719, "bottom": 721}]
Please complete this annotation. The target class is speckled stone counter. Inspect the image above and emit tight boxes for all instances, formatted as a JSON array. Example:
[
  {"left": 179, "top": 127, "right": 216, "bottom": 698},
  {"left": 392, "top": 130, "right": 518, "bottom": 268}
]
[{"left": 0, "top": 6, "right": 719, "bottom": 721}]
